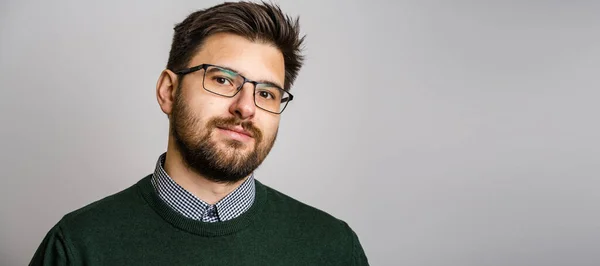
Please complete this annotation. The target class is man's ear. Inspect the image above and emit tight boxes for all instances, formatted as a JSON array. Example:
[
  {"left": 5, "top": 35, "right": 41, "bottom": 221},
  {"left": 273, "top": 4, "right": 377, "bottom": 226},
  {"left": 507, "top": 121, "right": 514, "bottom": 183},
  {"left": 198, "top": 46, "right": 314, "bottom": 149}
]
[{"left": 156, "top": 69, "right": 179, "bottom": 116}]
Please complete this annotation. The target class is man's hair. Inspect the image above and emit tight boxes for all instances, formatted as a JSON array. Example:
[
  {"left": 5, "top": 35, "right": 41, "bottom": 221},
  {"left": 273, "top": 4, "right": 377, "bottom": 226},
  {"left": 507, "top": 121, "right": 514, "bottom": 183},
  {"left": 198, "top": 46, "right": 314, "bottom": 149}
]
[{"left": 167, "top": 1, "right": 305, "bottom": 91}]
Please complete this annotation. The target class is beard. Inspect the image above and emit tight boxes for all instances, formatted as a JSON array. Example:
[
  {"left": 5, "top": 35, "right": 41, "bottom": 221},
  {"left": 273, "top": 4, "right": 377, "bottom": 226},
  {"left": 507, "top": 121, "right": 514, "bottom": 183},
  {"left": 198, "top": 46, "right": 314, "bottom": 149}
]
[{"left": 170, "top": 90, "right": 277, "bottom": 184}]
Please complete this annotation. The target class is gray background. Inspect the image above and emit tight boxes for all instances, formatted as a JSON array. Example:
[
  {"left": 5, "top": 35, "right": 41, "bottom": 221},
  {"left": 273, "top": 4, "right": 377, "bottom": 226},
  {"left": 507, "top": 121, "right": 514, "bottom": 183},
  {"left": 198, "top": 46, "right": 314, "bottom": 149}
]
[{"left": 1, "top": 0, "right": 599, "bottom": 265}]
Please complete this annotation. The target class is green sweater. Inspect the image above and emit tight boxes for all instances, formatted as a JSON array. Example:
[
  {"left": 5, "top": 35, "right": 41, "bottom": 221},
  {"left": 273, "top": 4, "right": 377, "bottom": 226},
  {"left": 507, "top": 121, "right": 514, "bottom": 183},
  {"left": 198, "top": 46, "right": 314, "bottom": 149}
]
[{"left": 30, "top": 175, "right": 369, "bottom": 265}]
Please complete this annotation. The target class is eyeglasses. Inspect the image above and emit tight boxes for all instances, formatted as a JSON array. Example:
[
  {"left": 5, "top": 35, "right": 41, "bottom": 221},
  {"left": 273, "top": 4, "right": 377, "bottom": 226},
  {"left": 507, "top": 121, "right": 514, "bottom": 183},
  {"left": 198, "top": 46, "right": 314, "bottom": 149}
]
[{"left": 175, "top": 64, "right": 294, "bottom": 114}]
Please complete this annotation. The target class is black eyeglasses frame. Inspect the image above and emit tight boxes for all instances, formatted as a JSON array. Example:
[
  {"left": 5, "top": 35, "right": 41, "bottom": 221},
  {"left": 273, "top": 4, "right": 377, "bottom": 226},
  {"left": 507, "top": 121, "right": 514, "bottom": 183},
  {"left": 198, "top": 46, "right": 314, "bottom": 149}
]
[{"left": 174, "top": 64, "right": 294, "bottom": 114}]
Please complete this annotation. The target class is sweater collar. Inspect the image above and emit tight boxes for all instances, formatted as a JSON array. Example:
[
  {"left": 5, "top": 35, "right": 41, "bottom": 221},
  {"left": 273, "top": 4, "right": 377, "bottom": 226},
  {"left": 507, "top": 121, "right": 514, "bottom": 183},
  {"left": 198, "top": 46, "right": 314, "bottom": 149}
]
[{"left": 138, "top": 173, "right": 267, "bottom": 236}]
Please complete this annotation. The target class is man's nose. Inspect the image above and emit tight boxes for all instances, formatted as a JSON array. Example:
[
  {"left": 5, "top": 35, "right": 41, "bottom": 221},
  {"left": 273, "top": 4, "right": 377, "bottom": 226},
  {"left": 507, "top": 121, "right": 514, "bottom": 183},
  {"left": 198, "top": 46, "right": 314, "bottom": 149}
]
[{"left": 228, "top": 83, "right": 256, "bottom": 120}]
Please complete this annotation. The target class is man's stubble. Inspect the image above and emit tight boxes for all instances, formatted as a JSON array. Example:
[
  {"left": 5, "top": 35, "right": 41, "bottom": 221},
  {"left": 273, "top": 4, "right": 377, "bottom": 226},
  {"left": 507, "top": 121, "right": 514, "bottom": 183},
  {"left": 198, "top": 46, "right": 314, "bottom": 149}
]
[{"left": 170, "top": 86, "right": 277, "bottom": 184}]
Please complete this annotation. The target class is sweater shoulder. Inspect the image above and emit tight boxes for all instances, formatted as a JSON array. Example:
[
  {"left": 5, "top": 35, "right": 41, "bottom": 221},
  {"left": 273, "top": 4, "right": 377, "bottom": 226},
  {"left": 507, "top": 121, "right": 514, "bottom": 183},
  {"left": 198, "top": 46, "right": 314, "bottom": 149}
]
[
  {"left": 258, "top": 181, "right": 349, "bottom": 229},
  {"left": 257, "top": 181, "right": 362, "bottom": 264},
  {"left": 58, "top": 176, "right": 150, "bottom": 231}
]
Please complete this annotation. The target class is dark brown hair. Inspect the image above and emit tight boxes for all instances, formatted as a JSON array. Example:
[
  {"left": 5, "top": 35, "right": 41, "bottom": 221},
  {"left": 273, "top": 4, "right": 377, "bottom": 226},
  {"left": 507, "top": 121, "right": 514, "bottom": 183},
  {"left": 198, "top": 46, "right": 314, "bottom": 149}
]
[{"left": 167, "top": 1, "right": 305, "bottom": 91}]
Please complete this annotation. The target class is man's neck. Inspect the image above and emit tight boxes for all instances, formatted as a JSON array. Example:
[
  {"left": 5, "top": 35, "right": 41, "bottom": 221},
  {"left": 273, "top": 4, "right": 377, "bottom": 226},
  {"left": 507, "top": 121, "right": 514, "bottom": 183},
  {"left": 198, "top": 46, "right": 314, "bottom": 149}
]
[{"left": 163, "top": 143, "right": 248, "bottom": 205}]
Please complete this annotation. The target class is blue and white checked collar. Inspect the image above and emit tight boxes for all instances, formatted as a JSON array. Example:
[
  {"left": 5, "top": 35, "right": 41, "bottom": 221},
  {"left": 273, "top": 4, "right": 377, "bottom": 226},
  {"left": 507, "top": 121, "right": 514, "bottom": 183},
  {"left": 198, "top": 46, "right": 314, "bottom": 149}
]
[{"left": 150, "top": 153, "right": 255, "bottom": 222}]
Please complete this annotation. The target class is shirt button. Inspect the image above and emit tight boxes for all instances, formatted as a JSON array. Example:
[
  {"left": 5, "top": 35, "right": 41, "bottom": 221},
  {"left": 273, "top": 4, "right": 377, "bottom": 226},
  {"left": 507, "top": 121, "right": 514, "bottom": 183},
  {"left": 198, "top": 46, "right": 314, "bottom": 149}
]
[{"left": 207, "top": 206, "right": 216, "bottom": 215}]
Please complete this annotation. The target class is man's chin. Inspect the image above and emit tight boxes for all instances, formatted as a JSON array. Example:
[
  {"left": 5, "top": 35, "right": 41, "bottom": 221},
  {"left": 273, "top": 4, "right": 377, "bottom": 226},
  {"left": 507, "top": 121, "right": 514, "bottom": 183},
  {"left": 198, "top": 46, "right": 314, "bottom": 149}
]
[{"left": 215, "top": 139, "right": 252, "bottom": 151}]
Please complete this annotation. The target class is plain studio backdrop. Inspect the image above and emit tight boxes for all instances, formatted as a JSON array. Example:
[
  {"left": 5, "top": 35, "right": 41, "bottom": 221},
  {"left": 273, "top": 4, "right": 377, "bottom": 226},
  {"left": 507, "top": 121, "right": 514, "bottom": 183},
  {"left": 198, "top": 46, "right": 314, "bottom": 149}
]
[{"left": 1, "top": 0, "right": 599, "bottom": 265}]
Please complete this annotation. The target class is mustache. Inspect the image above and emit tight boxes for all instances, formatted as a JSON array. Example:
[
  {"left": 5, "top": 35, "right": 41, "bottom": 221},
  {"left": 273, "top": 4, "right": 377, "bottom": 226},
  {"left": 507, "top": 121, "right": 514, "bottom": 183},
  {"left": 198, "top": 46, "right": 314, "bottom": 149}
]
[{"left": 208, "top": 117, "right": 263, "bottom": 141}]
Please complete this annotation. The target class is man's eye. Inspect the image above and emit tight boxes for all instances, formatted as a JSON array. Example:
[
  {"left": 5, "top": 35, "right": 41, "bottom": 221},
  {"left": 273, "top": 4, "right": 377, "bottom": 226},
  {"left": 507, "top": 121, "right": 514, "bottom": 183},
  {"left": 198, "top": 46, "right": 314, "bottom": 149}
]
[
  {"left": 215, "top": 77, "right": 232, "bottom": 85},
  {"left": 258, "top": 91, "right": 274, "bottom": 99}
]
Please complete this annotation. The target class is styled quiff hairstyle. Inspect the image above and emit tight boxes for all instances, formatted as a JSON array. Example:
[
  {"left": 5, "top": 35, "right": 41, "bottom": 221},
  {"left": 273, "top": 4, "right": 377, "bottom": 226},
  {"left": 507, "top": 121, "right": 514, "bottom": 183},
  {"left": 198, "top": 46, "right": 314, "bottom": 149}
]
[{"left": 166, "top": 1, "right": 305, "bottom": 91}]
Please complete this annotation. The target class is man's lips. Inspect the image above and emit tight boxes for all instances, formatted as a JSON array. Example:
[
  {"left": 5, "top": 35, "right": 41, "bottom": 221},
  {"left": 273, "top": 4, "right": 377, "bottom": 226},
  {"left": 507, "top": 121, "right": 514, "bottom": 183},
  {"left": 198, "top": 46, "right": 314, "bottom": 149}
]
[{"left": 217, "top": 126, "right": 254, "bottom": 138}]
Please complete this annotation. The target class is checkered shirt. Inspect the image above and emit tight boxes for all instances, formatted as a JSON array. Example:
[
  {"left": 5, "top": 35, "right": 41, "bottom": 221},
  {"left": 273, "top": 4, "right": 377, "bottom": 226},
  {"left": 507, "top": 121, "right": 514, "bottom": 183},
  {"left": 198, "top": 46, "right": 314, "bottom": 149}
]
[{"left": 150, "top": 153, "right": 255, "bottom": 222}]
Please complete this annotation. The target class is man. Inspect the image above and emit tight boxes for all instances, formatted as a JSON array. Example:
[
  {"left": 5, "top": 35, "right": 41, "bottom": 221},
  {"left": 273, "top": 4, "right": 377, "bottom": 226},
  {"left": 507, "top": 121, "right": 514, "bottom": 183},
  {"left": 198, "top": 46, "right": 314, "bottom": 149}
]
[{"left": 30, "top": 2, "right": 368, "bottom": 265}]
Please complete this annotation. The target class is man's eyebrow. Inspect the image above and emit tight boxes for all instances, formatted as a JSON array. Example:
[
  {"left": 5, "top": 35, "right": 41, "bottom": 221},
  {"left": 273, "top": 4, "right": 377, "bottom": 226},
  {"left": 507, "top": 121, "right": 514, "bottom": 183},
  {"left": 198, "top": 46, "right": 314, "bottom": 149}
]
[
  {"left": 206, "top": 66, "right": 236, "bottom": 76},
  {"left": 218, "top": 65, "right": 284, "bottom": 89}
]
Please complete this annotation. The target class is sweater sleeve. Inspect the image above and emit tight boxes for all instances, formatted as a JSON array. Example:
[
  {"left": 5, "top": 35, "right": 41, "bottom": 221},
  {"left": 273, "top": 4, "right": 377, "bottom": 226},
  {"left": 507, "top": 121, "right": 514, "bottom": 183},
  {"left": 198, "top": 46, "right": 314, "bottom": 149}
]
[
  {"left": 342, "top": 222, "right": 369, "bottom": 266},
  {"left": 29, "top": 223, "right": 73, "bottom": 266},
  {"left": 351, "top": 229, "right": 369, "bottom": 266}
]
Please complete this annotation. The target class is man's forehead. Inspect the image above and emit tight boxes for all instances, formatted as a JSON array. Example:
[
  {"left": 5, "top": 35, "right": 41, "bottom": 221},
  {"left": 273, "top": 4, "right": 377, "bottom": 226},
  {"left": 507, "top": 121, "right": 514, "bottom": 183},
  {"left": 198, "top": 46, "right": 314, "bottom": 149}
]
[{"left": 190, "top": 33, "right": 285, "bottom": 86}]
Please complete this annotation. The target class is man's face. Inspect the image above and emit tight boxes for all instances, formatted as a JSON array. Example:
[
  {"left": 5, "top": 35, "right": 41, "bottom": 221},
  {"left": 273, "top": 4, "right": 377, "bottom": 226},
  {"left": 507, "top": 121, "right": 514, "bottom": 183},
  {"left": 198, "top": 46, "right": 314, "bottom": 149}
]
[{"left": 170, "top": 33, "right": 285, "bottom": 183}]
